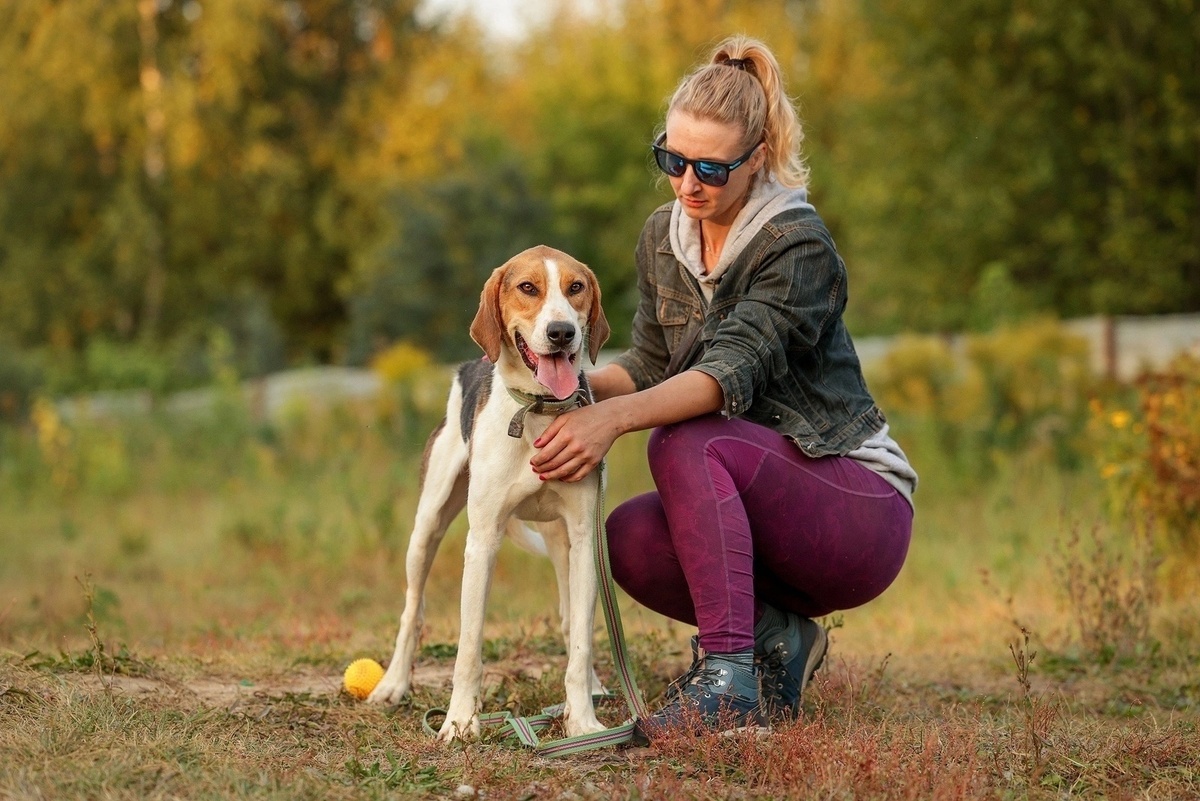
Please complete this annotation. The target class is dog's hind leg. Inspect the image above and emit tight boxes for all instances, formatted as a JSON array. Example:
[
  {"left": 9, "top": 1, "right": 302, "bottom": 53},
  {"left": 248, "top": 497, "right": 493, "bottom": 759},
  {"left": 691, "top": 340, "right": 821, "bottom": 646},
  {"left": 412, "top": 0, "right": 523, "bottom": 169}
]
[
  {"left": 369, "top": 418, "right": 468, "bottom": 706},
  {"left": 506, "top": 519, "right": 548, "bottom": 557},
  {"left": 535, "top": 519, "right": 575, "bottom": 655}
]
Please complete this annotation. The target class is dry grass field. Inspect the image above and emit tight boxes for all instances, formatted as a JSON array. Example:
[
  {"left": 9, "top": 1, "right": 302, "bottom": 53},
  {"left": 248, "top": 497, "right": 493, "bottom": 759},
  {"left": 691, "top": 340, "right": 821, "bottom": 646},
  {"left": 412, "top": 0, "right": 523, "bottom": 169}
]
[{"left": 2, "top": 382, "right": 1198, "bottom": 799}]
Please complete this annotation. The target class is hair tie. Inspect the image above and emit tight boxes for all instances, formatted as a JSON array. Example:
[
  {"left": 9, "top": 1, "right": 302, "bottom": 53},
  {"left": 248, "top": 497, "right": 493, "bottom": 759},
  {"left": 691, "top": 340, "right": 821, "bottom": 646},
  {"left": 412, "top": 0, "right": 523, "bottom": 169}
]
[{"left": 724, "top": 58, "right": 750, "bottom": 71}]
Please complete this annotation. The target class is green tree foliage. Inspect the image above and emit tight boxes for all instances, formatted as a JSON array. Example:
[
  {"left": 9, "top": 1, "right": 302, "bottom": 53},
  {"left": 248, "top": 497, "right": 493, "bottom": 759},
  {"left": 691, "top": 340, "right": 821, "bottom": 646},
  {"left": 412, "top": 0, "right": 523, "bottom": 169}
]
[
  {"left": 840, "top": 0, "right": 1200, "bottom": 333},
  {"left": 0, "top": 0, "right": 1196, "bottom": 390},
  {"left": 344, "top": 0, "right": 815, "bottom": 355},
  {"left": 345, "top": 138, "right": 555, "bottom": 363},
  {"left": 0, "top": 0, "right": 423, "bottom": 365}
]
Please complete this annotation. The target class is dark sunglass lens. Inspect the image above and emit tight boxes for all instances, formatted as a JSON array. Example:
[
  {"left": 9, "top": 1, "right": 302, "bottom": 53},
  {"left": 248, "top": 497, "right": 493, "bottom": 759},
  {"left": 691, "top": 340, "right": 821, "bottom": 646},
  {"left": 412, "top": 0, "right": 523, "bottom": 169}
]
[
  {"left": 694, "top": 161, "right": 728, "bottom": 187},
  {"left": 656, "top": 149, "right": 686, "bottom": 177}
]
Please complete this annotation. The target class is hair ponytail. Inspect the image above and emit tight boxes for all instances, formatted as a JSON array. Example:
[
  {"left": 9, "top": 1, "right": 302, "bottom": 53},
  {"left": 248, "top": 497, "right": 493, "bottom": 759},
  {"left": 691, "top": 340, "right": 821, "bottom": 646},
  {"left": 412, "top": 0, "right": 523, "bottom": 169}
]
[{"left": 666, "top": 35, "right": 809, "bottom": 189}]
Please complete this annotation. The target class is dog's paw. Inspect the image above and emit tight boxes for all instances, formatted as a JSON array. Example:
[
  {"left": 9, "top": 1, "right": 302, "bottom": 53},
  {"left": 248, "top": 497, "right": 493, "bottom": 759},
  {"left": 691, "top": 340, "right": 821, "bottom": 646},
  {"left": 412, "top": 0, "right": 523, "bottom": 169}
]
[
  {"left": 437, "top": 714, "right": 480, "bottom": 742},
  {"left": 365, "top": 675, "right": 410, "bottom": 706},
  {"left": 564, "top": 712, "right": 607, "bottom": 738}
]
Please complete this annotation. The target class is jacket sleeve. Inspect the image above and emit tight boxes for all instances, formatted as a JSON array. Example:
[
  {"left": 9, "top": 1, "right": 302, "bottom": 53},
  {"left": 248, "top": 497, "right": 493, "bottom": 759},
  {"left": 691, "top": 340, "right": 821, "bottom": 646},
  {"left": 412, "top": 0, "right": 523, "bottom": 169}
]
[
  {"left": 611, "top": 216, "right": 672, "bottom": 391},
  {"left": 691, "top": 225, "right": 846, "bottom": 419}
]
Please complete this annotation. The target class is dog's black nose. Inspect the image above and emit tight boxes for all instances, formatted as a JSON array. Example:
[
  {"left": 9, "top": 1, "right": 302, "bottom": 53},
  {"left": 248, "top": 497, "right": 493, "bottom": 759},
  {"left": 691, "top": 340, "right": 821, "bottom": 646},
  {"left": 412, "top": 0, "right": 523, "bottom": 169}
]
[{"left": 546, "top": 321, "right": 576, "bottom": 348}]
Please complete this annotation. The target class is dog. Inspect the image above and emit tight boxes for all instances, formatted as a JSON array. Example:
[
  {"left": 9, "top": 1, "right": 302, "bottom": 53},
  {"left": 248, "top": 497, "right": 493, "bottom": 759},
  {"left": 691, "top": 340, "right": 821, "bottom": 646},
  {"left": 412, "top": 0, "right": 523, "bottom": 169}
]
[{"left": 368, "top": 245, "right": 612, "bottom": 741}]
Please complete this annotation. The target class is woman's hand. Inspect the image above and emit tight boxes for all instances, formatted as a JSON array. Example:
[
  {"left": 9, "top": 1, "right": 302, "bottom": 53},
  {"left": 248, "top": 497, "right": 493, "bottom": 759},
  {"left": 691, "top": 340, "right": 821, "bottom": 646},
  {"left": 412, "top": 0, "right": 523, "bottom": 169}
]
[
  {"left": 531, "top": 370, "right": 724, "bottom": 482},
  {"left": 531, "top": 402, "right": 623, "bottom": 483}
]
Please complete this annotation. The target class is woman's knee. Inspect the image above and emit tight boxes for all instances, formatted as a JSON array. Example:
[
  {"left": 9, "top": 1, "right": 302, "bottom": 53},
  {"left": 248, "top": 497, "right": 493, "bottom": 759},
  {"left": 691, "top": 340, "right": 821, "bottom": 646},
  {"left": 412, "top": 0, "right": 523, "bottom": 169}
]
[
  {"left": 604, "top": 492, "right": 667, "bottom": 591},
  {"left": 647, "top": 414, "right": 726, "bottom": 475}
]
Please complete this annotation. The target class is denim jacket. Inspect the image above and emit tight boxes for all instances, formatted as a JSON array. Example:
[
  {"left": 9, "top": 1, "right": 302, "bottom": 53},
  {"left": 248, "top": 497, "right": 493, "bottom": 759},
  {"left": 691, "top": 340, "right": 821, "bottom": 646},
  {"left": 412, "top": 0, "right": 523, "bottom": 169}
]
[{"left": 612, "top": 201, "right": 886, "bottom": 458}]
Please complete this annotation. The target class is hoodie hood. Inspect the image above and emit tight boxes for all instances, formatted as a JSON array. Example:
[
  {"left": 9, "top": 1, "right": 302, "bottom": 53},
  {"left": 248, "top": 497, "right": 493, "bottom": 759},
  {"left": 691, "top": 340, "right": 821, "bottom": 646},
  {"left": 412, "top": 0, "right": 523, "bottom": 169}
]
[{"left": 670, "top": 177, "right": 814, "bottom": 299}]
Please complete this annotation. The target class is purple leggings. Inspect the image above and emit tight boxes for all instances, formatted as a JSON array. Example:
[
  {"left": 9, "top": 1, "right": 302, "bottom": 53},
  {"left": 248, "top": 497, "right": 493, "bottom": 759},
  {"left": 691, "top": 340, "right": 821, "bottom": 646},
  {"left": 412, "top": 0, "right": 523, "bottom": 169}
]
[{"left": 606, "top": 414, "right": 912, "bottom": 654}]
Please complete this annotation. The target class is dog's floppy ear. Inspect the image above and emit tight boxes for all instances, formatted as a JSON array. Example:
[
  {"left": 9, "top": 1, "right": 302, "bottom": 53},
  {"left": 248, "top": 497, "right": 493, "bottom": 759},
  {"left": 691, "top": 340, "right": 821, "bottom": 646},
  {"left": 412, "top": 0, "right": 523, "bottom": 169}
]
[
  {"left": 584, "top": 267, "right": 611, "bottom": 364},
  {"left": 470, "top": 264, "right": 507, "bottom": 362}
]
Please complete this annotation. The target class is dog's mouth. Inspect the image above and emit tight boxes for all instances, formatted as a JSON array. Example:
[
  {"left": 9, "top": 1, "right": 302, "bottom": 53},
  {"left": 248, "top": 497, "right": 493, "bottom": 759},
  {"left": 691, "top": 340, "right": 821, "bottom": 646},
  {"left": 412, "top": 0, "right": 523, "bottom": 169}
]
[{"left": 516, "top": 333, "right": 580, "bottom": 400}]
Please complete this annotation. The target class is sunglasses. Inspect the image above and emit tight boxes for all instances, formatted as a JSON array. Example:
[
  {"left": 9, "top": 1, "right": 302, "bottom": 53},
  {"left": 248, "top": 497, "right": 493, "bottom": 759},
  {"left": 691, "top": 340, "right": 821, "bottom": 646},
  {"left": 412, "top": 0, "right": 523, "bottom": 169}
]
[{"left": 651, "top": 133, "right": 760, "bottom": 187}]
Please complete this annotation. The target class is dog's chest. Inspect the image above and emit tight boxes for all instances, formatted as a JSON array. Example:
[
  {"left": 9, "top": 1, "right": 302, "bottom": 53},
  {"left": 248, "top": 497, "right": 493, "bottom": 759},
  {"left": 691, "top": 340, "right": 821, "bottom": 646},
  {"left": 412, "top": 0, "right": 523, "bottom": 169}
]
[
  {"left": 466, "top": 396, "right": 592, "bottom": 520},
  {"left": 510, "top": 486, "right": 574, "bottom": 523}
]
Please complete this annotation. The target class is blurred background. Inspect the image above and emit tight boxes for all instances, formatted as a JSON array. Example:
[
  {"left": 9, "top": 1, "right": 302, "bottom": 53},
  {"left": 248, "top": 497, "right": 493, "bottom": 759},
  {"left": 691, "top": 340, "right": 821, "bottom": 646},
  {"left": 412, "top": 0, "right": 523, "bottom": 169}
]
[
  {"left": 0, "top": 0, "right": 1198, "bottom": 666},
  {"left": 1, "top": 0, "right": 1197, "bottom": 389}
]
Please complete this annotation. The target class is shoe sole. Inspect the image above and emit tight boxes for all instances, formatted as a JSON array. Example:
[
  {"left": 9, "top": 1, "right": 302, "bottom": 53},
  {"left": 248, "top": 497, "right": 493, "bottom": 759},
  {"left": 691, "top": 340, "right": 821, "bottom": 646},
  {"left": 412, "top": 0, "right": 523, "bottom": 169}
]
[{"left": 718, "top": 724, "right": 771, "bottom": 739}]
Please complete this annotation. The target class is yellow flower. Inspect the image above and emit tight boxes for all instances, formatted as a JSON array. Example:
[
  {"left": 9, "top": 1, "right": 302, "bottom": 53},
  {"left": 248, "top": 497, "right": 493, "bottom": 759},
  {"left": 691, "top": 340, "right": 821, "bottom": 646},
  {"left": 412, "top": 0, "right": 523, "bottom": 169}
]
[{"left": 1109, "top": 410, "right": 1131, "bottom": 429}]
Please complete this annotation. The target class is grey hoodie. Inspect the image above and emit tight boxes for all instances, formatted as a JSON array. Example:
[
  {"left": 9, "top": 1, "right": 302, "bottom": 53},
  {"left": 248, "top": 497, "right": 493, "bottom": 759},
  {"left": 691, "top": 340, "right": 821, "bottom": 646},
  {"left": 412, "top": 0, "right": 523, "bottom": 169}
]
[{"left": 669, "top": 178, "right": 815, "bottom": 300}]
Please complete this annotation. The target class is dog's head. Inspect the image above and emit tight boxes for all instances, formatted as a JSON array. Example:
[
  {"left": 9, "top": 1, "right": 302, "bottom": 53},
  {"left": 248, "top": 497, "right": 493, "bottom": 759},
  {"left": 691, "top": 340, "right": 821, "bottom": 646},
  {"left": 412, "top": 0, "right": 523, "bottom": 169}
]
[{"left": 470, "top": 246, "right": 611, "bottom": 400}]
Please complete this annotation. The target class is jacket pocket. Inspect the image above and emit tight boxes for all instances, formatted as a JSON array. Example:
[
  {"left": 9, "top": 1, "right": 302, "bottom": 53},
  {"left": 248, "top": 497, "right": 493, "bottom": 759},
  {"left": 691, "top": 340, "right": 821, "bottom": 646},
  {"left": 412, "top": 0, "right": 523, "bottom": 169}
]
[
  {"left": 657, "top": 296, "right": 698, "bottom": 353},
  {"left": 657, "top": 296, "right": 692, "bottom": 327}
]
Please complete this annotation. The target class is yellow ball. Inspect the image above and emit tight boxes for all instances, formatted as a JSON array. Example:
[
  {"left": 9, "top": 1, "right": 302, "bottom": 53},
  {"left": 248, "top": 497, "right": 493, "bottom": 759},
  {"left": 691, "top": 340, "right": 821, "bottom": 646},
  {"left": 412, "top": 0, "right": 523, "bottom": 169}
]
[{"left": 343, "top": 658, "right": 385, "bottom": 700}]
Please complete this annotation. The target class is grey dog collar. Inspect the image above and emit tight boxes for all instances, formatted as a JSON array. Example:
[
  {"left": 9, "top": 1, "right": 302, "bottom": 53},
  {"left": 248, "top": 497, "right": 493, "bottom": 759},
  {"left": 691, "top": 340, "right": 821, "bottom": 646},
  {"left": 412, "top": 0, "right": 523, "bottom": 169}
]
[{"left": 506, "top": 387, "right": 589, "bottom": 438}]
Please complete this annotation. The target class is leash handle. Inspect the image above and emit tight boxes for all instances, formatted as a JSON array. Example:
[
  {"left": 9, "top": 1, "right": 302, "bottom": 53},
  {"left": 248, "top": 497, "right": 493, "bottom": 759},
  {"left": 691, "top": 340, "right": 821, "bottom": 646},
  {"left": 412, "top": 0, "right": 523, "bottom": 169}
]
[{"left": 422, "top": 693, "right": 637, "bottom": 757}]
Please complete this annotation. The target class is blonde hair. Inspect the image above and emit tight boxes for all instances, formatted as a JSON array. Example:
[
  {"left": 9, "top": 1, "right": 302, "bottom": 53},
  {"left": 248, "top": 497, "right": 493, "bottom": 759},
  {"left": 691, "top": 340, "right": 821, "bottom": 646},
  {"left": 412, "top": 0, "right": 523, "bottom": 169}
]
[{"left": 666, "top": 35, "right": 809, "bottom": 189}]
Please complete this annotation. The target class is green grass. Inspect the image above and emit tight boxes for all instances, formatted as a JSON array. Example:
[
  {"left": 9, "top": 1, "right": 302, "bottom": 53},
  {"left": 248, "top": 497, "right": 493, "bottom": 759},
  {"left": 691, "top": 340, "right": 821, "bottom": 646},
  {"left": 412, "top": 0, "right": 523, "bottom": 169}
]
[{"left": 2, "top": 392, "right": 1198, "bottom": 799}]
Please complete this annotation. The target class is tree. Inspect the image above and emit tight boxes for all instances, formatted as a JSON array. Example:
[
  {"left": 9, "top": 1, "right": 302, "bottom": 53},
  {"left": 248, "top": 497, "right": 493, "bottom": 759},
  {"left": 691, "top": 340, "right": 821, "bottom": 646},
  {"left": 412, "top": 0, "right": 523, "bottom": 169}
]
[
  {"left": 0, "top": 0, "right": 427, "bottom": 364},
  {"left": 839, "top": 0, "right": 1200, "bottom": 333},
  {"left": 345, "top": 138, "right": 555, "bottom": 363}
]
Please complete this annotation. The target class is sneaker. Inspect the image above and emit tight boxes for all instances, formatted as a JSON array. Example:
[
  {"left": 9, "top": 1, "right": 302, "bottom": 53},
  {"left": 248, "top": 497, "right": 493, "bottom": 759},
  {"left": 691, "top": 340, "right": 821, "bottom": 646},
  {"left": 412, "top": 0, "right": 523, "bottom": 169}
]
[
  {"left": 661, "top": 635, "right": 702, "bottom": 703},
  {"left": 633, "top": 647, "right": 765, "bottom": 743},
  {"left": 755, "top": 609, "right": 827, "bottom": 722}
]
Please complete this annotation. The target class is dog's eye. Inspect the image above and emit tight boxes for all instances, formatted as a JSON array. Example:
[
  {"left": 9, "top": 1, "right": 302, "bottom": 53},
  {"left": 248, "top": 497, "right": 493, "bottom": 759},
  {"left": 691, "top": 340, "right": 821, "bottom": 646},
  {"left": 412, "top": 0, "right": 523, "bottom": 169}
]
[
  {"left": 518, "top": 282, "right": 538, "bottom": 295},
  {"left": 568, "top": 281, "right": 584, "bottom": 294}
]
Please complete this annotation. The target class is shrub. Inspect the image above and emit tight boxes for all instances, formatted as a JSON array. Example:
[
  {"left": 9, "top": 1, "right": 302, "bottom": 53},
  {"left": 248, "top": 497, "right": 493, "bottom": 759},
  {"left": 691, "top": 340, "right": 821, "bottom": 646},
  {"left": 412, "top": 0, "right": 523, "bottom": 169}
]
[
  {"left": 867, "top": 318, "right": 1095, "bottom": 474},
  {"left": 370, "top": 340, "right": 434, "bottom": 384},
  {"left": 0, "top": 346, "right": 44, "bottom": 421},
  {"left": 1090, "top": 353, "right": 1200, "bottom": 577},
  {"left": 369, "top": 340, "right": 448, "bottom": 449},
  {"left": 964, "top": 318, "right": 1095, "bottom": 467}
]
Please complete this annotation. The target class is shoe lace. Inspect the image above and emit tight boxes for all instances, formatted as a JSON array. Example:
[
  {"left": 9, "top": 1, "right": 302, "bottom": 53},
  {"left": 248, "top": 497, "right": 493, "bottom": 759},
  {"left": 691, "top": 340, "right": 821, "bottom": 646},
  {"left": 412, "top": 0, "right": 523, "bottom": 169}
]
[
  {"left": 664, "top": 656, "right": 707, "bottom": 701},
  {"left": 760, "top": 647, "right": 793, "bottom": 692}
]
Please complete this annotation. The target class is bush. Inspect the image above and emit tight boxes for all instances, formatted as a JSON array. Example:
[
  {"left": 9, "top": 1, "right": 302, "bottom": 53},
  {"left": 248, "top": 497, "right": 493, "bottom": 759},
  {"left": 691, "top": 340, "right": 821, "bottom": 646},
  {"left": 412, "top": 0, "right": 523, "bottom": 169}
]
[
  {"left": 964, "top": 318, "right": 1095, "bottom": 467},
  {"left": 0, "top": 346, "right": 44, "bottom": 421},
  {"left": 868, "top": 318, "right": 1095, "bottom": 474},
  {"left": 1090, "top": 354, "right": 1200, "bottom": 576}
]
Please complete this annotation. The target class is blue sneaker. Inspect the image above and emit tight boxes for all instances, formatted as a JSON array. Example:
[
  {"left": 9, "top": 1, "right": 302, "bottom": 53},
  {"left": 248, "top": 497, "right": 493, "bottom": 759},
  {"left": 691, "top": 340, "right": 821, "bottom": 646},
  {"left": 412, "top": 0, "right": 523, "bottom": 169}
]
[
  {"left": 755, "top": 608, "right": 827, "bottom": 721},
  {"left": 634, "top": 646, "right": 764, "bottom": 743}
]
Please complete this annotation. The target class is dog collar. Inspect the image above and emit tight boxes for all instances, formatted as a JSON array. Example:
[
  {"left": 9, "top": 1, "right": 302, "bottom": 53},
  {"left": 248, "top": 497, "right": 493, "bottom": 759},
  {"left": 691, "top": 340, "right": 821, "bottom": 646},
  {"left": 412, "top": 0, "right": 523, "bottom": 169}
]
[{"left": 506, "top": 387, "right": 589, "bottom": 438}]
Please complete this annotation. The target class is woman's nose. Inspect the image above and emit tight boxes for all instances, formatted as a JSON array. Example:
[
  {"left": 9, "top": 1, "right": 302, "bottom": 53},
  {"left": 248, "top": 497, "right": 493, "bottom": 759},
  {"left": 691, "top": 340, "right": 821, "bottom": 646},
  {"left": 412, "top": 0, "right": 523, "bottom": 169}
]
[{"left": 680, "top": 165, "right": 703, "bottom": 193}]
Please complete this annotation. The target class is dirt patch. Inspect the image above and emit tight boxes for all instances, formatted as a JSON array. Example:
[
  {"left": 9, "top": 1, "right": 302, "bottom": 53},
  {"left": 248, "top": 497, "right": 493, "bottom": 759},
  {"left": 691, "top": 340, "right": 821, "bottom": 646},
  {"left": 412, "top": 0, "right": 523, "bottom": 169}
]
[{"left": 62, "top": 655, "right": 571, "bottom": 710}]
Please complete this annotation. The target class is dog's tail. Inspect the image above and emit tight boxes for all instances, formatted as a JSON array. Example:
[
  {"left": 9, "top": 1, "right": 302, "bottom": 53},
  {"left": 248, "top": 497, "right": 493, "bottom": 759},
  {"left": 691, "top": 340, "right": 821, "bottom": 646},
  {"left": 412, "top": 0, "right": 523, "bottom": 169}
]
[{"left": 506, "top": 520, "right": 549, "bottom": 556}]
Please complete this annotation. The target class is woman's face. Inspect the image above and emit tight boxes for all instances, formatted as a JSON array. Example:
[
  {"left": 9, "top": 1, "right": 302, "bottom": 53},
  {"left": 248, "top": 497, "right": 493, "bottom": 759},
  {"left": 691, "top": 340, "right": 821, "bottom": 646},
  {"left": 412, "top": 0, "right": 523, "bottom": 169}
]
[{"left": 663, "top": 111, "right": 765, "bottom": 228}]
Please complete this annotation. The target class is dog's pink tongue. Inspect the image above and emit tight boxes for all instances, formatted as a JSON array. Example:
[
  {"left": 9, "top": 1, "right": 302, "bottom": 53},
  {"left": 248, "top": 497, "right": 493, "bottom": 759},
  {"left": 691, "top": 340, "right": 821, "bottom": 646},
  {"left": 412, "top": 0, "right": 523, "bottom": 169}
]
[{"left": 536, "top": 353, "right": 579, "bottom": 400}]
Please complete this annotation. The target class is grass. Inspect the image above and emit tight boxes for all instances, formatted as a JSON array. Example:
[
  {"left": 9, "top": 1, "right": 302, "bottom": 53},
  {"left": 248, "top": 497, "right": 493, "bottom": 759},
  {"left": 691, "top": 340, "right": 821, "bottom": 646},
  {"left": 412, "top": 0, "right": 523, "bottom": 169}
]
[{"left": 1, "top": 387, "right": 1198, "bottom": 799}]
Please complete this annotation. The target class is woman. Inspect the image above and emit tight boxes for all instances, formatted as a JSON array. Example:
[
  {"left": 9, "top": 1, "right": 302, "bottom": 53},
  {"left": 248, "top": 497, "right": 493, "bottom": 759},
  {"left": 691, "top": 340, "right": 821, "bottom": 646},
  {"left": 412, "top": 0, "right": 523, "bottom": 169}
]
[{"left": 530, "top": 35, "right": 916, "bottom": 738}]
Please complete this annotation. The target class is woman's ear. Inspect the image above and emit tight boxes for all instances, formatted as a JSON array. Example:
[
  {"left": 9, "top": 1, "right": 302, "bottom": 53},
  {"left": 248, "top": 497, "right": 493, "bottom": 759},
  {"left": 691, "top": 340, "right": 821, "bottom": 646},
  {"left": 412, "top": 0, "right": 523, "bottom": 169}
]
[{"left": 751, "top": 142, "right": 768, "bottom": 174}]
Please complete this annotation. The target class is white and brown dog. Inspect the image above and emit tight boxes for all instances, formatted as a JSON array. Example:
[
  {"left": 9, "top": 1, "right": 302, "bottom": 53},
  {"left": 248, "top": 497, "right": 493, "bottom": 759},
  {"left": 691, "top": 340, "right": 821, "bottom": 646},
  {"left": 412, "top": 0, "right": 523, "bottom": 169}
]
[{"left": 368, "top": 245, "right": 612, "bottom": 741}]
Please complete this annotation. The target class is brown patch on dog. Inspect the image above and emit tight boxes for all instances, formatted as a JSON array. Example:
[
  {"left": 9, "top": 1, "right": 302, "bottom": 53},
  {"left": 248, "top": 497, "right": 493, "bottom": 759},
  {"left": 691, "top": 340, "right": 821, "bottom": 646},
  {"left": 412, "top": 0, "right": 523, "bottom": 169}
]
[{"left": 468, "top": 246, "right": 609, "bottom": 364}]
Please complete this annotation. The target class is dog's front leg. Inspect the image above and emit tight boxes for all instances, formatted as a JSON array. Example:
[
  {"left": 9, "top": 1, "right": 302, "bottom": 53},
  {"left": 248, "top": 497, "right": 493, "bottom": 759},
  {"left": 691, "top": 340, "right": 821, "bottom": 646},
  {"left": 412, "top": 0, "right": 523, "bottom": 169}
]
[
  {"left": 438, "top": 520, "right": 504, "bottom": 742},
  {"left": 562, "top": 516, "right": 605, "bottom": 737}
]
